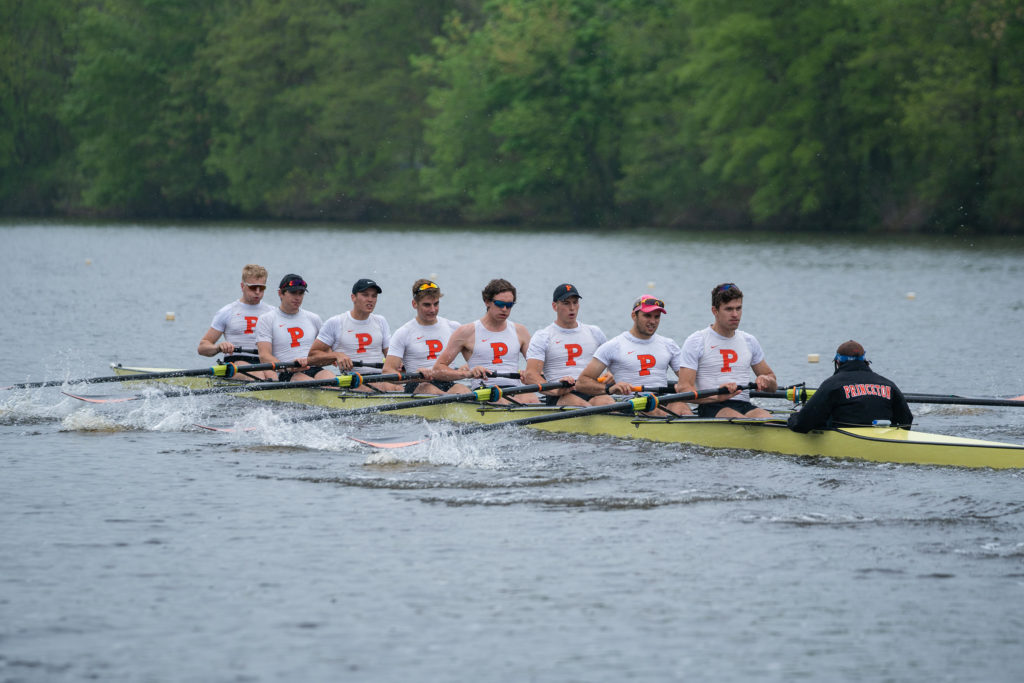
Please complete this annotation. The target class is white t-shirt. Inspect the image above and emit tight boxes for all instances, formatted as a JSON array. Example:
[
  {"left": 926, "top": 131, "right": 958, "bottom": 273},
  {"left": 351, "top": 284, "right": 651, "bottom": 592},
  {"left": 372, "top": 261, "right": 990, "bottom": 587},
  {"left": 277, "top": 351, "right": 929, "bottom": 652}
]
[
  {"left": 526, "top": 322, "right": 607, "bottom": 381},
  {"left": 255, "top": 308, "right": 324, "bottom": 363},
  {"left": 316, "top": 311, "right": 392, "bottom": 372},
  {"left": 388, "top": 316, "right": 460, "bottom": 374},
  {"left": 593, "top": 331, "right": 682, "bottom": 388},
  {"left": 209, "top": 300, "right": 273, "bottom": 348},
  {"left": 680, "top": 327, "right": 765, "bottom": 401}
]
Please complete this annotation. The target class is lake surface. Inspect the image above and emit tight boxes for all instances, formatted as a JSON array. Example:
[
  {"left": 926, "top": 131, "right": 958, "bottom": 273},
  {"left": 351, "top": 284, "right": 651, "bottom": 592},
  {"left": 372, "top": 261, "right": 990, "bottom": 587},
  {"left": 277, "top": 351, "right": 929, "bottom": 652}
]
[{"left": 2, "top": 222, "right": 1023, "bottom": 682}]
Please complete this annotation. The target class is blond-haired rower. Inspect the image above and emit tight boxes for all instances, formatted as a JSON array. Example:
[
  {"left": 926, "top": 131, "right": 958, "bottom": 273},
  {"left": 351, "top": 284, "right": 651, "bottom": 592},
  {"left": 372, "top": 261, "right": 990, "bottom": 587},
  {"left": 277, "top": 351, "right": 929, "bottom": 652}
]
[{"left": 197, "top": 264, "right": 274, "bottom": 379}]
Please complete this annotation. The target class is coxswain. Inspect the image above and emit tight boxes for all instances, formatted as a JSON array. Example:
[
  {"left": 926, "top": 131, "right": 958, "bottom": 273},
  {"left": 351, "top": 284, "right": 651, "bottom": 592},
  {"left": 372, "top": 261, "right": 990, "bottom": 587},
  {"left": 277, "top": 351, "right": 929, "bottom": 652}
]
[
  {"left": 432, "top": 278, "right": 539, "bottom": 403},
  {"left": 675, "top": 283, "right": 777, "bottom": 417},
  {"left": 255, "top": 274, "right": 334, "bottom": 382},
  {"left": 197, "top": 264, "right": 274, "bottom": 379},
  {"left": 788, "top": 340, "right": 913, "bottom": 432},
  {"left": 522, "top": 283, "right": 612, "bottom": 406},
  {"left": 382, "top": 279, "right": 468, "bottom": 395},
  {"left": 575, "top": 295, "right": 693, "bottom": 416}
]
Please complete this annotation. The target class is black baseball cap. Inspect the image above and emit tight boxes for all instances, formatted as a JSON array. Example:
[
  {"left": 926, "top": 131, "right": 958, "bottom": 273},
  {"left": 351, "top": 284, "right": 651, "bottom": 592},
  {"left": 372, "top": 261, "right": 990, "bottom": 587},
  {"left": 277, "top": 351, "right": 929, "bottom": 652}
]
[
  {"left": 352, "top": 278, "right": 382, "bottom": 294},
  {"left": 553, "top": 283, "right": 581, "bottom": 302},
  {"left": 279, "top": 274, "right": 308, "bottom": 292}
]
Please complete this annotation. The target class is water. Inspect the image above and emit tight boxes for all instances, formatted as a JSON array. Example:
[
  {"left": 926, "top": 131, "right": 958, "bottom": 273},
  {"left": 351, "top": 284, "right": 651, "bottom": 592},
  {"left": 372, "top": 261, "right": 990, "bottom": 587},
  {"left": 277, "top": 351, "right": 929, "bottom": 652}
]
[{"left": 2, "top": 223, "right": 1023, "bottom": 682}]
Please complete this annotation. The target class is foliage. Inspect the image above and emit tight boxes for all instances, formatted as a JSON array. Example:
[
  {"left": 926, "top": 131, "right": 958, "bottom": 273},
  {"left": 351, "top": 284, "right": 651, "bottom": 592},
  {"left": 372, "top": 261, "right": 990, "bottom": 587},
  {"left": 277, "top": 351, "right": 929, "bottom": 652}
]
[{"left": 1, "top": 0, "right": 1023, "bottom": 231}]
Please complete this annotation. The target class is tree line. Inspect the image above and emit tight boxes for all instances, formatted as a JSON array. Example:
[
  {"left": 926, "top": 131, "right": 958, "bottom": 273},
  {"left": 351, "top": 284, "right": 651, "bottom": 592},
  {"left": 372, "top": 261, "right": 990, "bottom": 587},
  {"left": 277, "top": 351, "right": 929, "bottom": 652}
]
[{"left": 2, "top": 0, "right": 1022, "bottom": 232}]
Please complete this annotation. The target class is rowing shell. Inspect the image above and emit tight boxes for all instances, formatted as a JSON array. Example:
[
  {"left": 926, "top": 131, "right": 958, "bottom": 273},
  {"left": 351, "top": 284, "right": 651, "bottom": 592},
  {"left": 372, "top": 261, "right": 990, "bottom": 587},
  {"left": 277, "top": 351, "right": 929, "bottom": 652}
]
[{"left": 110, "top": 365, "right": 1024, "bottom": 469}]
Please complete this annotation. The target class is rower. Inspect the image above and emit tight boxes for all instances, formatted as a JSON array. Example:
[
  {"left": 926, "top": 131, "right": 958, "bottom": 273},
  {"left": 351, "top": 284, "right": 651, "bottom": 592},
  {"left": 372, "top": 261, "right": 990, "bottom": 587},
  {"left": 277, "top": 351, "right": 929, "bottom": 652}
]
[
  {"left": 308, "top": 278, "right": 398, "bottom": 391},
  {"left": 675, "top": 283, "right": 777, "bottom": 417},
  {"left": 522, "top": 283, "right": 613, "bottom": 406},
  {"left": 432, "top": 278, "right": 539, "bottom": 403},
  {"left": 382, "top": 279, "right": 469, "bottom": 395},
  {"left": 255, "top": 274, "right": 334, "bottom": 382},
  {"left": 197, "top": 264, "right": 274, "bottom": 379},
  {"left": 575, "top": 295, "right": 693, "bottom": 416},
  {"left": 787, "top": 340, "right": 913, "bottom": 432}
]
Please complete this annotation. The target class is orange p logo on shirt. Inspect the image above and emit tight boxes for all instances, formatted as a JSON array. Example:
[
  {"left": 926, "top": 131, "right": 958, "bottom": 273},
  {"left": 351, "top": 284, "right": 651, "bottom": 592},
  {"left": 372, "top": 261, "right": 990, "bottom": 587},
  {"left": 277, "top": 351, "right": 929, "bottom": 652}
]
[
  {"left": 287, "top": 327, "right": 304, "bottom": 348},
  {"left": 244, "top": 316, "right": 259, "bottom": 334},
  {"left": 565, "top": 343, "right": 583, "bottom": 366},
  {"left": 719, "top": 349, "right": 738, "bottom": 372},
  {"left": 425, "top": 339, "right": 444, "bottom": 360},
  {"left": 355, "top": 333, "right": 373, "bottom": 354},
  {"left": 637, "top": 354, "right": 656, "bottom": 376},
  {"left": 490, "top": 342, "right": 508, "bottom": 365}
]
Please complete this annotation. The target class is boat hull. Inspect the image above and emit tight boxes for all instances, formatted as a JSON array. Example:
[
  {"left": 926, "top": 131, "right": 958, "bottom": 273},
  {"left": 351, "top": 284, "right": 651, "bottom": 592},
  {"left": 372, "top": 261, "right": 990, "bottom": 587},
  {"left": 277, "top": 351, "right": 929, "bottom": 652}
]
[{"left": 111, "top": 365, "right": 1024, "bottom": 469}]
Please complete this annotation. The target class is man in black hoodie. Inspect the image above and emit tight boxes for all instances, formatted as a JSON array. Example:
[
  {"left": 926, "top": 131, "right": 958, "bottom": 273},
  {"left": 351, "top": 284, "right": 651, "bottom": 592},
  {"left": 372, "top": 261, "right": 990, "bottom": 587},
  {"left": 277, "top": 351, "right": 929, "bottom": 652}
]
[{"left": 787, "top": 340, "right": 913, "bottom": 432}]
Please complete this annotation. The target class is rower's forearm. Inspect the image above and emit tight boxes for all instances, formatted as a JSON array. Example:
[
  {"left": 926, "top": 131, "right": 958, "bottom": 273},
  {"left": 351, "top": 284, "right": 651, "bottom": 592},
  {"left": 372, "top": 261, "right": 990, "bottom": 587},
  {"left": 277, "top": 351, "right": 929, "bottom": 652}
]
[
  {"left": 575, "top": 375, "right": 606, "bottom": 395},
  {"left": 431, "top": 364, "right": 466, "bottom": 381}
]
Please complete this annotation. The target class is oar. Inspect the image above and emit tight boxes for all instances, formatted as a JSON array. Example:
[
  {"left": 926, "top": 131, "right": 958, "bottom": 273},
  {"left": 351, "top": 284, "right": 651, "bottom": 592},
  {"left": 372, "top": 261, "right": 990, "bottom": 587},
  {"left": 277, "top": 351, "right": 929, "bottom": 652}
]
[
  {"left": 191, "top": 371, "right": 526, "bottom": 432},
  {"left": 351, "top": 383, "right": 755, "bottom": 449},
  {"left": 2, "top": 361, "right": 306, "bottom": 390},
  {"left": 225, "top": 350, "right": 385, "bottom": 370},
  {"left": 295, "top": 380, "right": 572, "bottom": 421},
  {"left": 751, "top": 388, "right": 1024, "bottom": 408},
  {"left": 63, "top": 372, "right": 423, "bottom": 404}
]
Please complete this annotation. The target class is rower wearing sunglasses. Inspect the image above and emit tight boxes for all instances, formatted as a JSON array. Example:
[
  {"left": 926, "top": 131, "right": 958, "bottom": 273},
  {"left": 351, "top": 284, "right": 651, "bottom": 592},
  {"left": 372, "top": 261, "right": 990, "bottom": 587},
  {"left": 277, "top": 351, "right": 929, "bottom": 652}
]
[
  {"left": 196, "top": 264, "right": 274, "bottom": 379},
  {"left": 432, "top": 278, "right": 539, "bottom": 403},
  {"left": 676, "top": 282, "right": 777, "bottom": 417},
  {"left": 576, "top": 295, "right": 693, "bottom": 416}
]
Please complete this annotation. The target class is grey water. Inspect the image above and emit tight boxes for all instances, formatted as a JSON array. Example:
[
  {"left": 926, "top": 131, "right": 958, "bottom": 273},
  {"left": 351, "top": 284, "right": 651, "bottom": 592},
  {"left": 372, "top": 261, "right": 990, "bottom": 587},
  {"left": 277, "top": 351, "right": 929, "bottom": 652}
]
[{"left": 2, "top": 222, "right": 1023, "bottom": 682}]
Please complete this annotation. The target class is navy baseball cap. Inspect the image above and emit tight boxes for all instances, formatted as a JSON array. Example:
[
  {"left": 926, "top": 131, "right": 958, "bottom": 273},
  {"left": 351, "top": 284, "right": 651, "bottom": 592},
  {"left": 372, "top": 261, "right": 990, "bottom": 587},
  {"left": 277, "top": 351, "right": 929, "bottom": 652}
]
[{"left": 352, "top": 278, "right": 382, "bottom": 294}]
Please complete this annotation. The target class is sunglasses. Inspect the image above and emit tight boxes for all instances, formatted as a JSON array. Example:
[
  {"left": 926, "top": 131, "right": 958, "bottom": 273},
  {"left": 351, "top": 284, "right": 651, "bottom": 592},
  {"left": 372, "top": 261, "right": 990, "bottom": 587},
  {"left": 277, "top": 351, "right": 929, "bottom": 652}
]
[
  {"left": 417, "top": 282, "right": 439, "bottom": 291},
  {"left": 633, "top": 296, "right": 665, "bottom": 312},
  {"left": 714, "top": 283, "right": 736, "bottom": 293},
  {"left": 492, "top": 299, "right": 515, "bottom": 309},
  {"left": 282, "top": 279, "right": 307, "bottom": 290},
  {"left": 244, "top": 283, "right": 267, "bottom": 292}
]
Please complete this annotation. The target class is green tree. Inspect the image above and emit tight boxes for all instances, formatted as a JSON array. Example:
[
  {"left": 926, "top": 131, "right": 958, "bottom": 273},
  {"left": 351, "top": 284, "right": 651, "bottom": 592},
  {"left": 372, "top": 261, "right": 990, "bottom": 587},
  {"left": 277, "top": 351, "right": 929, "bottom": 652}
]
[
  {"left": 62, "top": 0, "right": 222, "bottom": 215},
  {"left": 899, "top": 0, "right": 1024, "bottom": 232},
  {"left": 420, "top": 0, "right": 625, "bottom": 226},
  {"left": 0, "top": 0, "right": 77, "bottom": 213},
  {"left": 205, "top": 0, "right": 460, "bottom": 219}
]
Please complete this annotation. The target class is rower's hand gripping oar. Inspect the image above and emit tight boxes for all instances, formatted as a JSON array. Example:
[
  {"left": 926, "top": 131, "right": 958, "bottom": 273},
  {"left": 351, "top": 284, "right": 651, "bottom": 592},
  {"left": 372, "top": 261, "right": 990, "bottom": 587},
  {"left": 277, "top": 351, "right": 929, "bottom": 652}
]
[
  {"left": 351, "top": 383, "right": 756, "bottom": 449},
  {"left": 63, "top": 371, "right": 424, "bottom": 404},
  {"left": 2, "top": 361, "right": 308, "bottom": 390}
]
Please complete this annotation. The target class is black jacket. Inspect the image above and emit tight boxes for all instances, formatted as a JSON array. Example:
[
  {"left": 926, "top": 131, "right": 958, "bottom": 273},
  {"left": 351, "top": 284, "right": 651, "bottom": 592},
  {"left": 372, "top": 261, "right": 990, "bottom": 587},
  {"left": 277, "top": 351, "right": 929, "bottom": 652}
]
[{"left": 787, "top": 360, "right": 913, "bottom": 432}]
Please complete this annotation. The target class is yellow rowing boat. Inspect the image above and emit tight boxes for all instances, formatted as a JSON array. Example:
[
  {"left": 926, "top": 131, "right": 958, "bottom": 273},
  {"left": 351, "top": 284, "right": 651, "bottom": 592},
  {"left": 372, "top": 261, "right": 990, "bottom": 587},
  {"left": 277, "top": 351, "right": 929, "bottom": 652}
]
[{"left": 110, "top": 365, "right": 1024, "bottom": 469}]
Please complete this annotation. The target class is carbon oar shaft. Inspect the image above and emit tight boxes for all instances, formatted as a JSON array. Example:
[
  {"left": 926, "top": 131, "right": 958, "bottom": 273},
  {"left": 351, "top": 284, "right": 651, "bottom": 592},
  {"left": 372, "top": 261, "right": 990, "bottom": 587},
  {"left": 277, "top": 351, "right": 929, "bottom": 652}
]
[{"left": 4, "top": 361, "right": 304, "bottom": 390}]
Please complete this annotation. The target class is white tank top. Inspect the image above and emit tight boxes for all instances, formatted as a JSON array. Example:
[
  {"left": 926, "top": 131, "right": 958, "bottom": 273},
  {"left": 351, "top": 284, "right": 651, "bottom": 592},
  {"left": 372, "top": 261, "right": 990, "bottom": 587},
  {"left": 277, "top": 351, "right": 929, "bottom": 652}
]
[
  {"left": 467, "top": 319, "right": 522, "bottom": 387},
  {"left": 526, "top": 322, "right": 607, "bottom": 381},
  {"left": 209, "top": 300, "right": 273, "bottom": 348},
  {"left": 680, "top": 327, "right": 764, "bottom": 401},
  {"left": 388, "top": 316, "right": 460, "bottom": 373},
  {"left": 255, "top": 308, "right": 324, "bottom": 363},
  {"left": 592, "top": 331, "right": 682, "bottom": 388}
]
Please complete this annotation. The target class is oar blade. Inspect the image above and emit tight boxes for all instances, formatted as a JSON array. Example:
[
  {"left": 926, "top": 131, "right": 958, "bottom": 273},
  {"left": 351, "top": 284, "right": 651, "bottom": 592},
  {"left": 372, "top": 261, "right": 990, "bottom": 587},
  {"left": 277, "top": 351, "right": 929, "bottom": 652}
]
[
  {"left": 349, "top": 436, "right": 427, "bottom": 449},
  {"left": 62, "top": 391, "right": 139, "bottom": 404}
]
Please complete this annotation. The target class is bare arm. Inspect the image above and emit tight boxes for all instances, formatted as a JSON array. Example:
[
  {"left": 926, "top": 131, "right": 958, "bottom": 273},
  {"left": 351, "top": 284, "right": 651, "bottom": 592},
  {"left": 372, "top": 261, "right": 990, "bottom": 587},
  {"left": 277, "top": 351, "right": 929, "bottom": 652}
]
[
  {"left": 382, "top": 354, "right": 404, "bottom": 375},
  {"left": 432, "top": 323, "right": 488, "bottom": 380},
  {"left": 307, "top": 339, "right": 352, "bottom": 371},
  {"left": 576, "top": 358, "right": 612, "bottom": 396},
  {"left": 752, "top": 360, "right": 777, "bottom": 392},
  {"left": 198, "top": 328, "right": 229, "bottom": 357}
]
